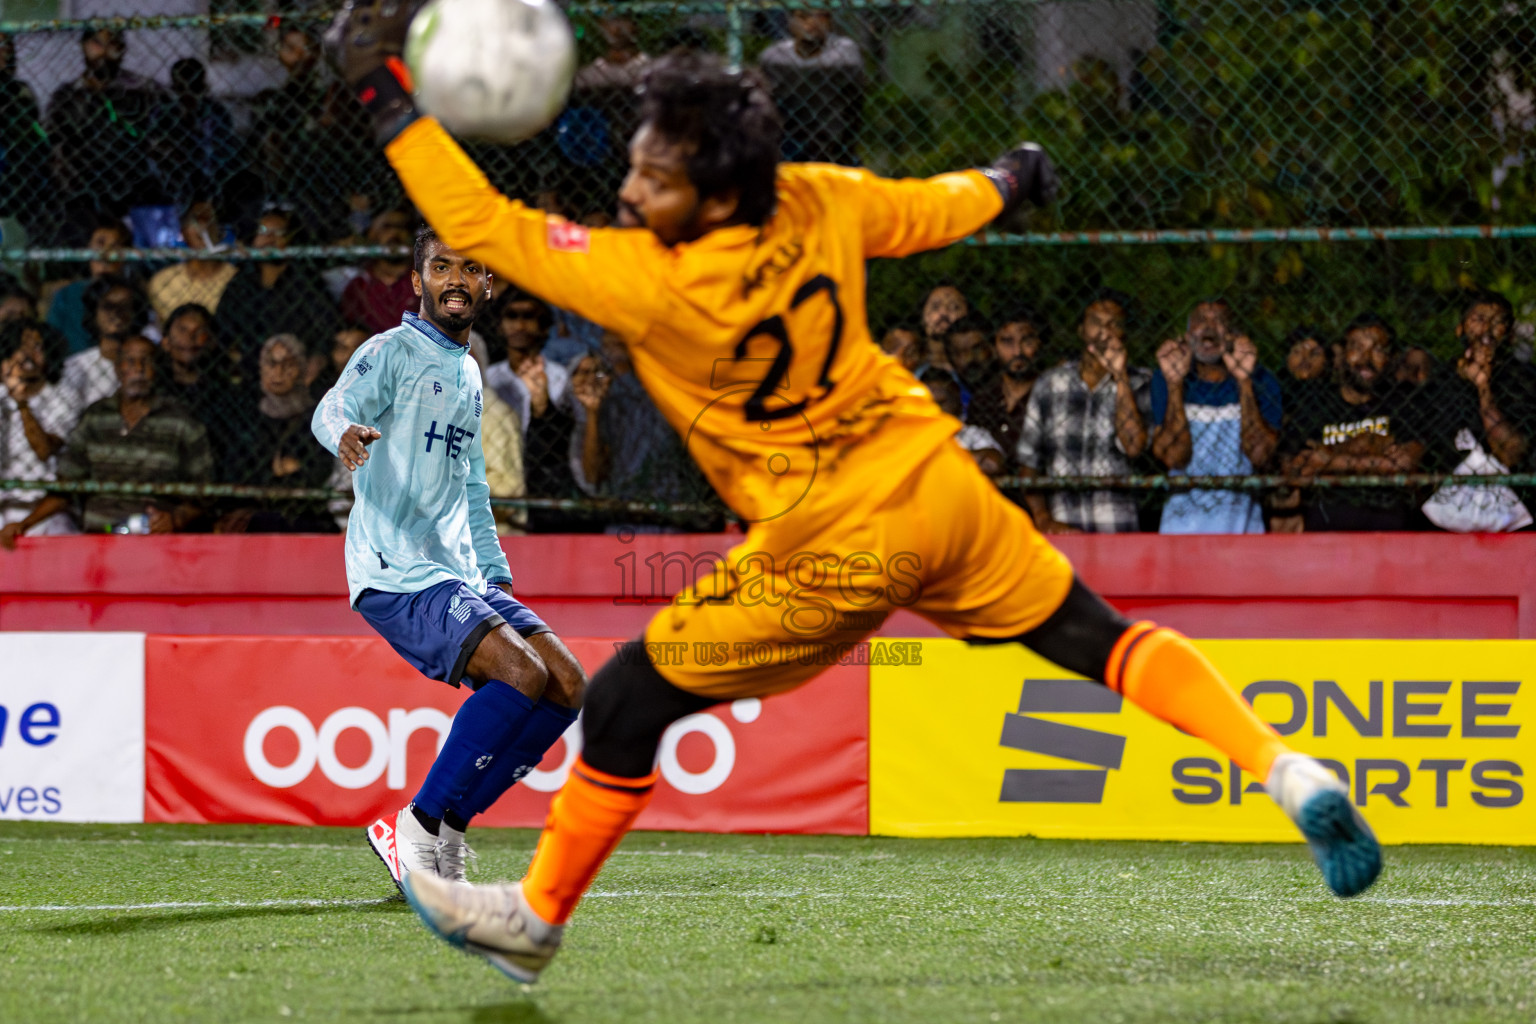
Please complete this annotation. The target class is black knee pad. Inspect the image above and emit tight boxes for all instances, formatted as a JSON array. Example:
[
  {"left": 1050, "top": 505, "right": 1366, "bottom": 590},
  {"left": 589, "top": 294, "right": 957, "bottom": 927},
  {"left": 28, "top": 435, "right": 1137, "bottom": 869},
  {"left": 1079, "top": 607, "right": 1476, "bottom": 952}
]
[
  {"left": 582, "top": 639, "right": 715, "bottom": 778},
  {"left": 983, "top": 577, "right": 1133, "bottom": 684}
]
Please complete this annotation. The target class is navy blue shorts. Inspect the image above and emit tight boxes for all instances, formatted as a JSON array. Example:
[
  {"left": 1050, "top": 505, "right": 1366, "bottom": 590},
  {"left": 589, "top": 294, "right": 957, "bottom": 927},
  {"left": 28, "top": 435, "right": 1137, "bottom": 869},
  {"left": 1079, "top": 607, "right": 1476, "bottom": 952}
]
[{"left": 356, "top": 579, "right": 551, "bottom": 688}]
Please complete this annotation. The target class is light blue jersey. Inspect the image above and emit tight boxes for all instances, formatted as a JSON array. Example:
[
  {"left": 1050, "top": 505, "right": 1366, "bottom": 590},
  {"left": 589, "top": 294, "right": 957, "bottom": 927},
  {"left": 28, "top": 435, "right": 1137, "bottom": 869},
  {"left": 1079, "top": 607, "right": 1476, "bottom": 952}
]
[{"left": 312, "top": 312, "right": 512, "bottom": 606}]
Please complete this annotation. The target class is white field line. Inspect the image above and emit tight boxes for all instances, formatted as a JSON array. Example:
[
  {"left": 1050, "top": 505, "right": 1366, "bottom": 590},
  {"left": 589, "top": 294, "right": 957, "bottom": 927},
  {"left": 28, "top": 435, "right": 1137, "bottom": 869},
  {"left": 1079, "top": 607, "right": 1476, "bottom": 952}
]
[
  {"left": 582, "top": 892, "right": 1536, "bottom": 908},
  {"left": 0, "top": 837, "right": 357, "bottom": 851},
  {"left": 0, "top": 837, "right": 697, "bottom": 854},
  {"left": 1, "top": 892, "right": 1529, "bottom": 913},
  {"left": 0, "top": 897, "right": 394, "bottom": 912},
  {"left": 2, "top": 839, "right": 1525, "bottom": 912},
  {"left": 0, "top": 837, "right": 866, "bottom": 858}
]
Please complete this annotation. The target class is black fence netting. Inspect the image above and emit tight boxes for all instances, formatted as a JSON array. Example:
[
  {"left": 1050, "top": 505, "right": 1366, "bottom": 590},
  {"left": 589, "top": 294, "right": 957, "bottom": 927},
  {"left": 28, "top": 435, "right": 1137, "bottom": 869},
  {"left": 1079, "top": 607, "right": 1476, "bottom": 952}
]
[{"left": 3, "top": 0, "right": 1536, "bottom": 539}]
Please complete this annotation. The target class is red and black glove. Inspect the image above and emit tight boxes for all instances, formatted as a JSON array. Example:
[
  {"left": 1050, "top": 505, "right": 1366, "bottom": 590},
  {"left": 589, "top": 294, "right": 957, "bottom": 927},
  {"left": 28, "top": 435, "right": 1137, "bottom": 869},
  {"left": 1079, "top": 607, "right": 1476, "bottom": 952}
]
[
  {"left": 324, "top": 0, "right": 421, "bottom": 145},
  {"left": 982, "top": 143, "right": 1059, "bottom": 220}
]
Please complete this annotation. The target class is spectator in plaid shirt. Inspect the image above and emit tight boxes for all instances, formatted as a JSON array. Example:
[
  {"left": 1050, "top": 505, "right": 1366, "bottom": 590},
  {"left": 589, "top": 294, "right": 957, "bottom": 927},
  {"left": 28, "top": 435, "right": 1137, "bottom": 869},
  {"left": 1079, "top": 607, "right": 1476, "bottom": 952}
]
[{"left": 1016, "top": 291, "right": 1151, "bottom": 533}]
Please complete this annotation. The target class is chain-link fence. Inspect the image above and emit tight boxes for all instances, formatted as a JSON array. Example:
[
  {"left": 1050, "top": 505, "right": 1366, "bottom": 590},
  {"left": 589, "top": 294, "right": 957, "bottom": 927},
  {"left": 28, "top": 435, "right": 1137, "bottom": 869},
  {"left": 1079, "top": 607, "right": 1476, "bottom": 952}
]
[{"left": 3, "top": 0, "right": 1536, "bottom": 539}]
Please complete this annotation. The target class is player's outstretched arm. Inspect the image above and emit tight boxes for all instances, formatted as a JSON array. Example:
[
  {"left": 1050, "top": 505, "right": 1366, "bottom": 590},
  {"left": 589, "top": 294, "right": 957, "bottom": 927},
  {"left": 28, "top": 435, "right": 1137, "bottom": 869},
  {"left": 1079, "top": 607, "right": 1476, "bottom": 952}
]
[
  {"left": 312, "top": 336, "right": 393, "bottom": 467},
  {"left": 386, "top": 121, "right": 664, "bottom": 338},
  {"left": 853, "top": 143, "right": 1057, "bottom": 259},
  {"left": 325, "top": 1, "right": 664, "bottom": 339}
]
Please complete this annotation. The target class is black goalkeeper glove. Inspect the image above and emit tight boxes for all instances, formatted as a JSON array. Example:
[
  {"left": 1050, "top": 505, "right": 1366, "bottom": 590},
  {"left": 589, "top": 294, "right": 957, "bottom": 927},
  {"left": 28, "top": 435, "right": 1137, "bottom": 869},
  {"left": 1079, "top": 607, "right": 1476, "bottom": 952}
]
[
  {"left": 982, "top": 143, "right": 1059, "bottom": 222},
  {"left": 324, "top": 0, "right": 421, "bottom": 146}
]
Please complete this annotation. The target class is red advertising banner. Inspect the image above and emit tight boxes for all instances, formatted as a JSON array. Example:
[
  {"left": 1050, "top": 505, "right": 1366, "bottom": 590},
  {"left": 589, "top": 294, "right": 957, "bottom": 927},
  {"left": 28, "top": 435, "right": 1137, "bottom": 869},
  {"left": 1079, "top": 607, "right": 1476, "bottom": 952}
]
[{"left": 145, "top": 636, "right": 868, "bottom": 834}]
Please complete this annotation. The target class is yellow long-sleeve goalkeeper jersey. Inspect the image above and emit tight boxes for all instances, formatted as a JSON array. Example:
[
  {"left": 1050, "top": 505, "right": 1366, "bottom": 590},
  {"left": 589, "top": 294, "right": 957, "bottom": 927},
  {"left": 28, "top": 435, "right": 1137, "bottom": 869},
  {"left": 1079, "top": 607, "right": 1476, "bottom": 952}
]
[{"left": 386, "top": 117, "right": 1004, "bottom": 539}]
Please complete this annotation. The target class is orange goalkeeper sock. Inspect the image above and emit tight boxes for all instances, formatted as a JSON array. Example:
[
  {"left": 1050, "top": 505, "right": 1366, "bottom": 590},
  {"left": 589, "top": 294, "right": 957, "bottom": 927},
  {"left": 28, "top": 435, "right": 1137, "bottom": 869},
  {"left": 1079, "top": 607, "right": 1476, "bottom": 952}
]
[
  {"left": 522, "top": 758, "right": 657, "bottom": 926},
  {"left": 1107, "top": 623, "right": 1289, "bottom": 781}
]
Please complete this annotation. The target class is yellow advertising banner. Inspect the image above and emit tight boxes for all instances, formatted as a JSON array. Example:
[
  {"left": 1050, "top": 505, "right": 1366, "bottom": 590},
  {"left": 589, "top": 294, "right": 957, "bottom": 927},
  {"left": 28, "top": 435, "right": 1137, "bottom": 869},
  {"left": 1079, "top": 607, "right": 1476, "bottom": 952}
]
[{"left": 870, "top": 640, "right": 1533, "bottom": 843}]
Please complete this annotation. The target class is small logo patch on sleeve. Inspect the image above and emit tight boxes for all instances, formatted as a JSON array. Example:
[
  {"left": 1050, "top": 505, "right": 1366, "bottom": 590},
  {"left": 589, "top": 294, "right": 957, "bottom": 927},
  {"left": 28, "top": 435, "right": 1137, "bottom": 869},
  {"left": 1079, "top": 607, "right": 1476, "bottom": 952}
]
[{"left": 547, "top": 219, "right": 590, "bottom": 253}]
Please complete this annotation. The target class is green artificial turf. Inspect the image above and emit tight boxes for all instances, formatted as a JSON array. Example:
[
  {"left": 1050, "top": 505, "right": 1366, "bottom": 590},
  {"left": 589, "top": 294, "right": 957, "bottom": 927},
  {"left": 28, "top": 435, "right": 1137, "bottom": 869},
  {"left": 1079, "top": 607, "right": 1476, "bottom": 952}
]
[{"left": 1, "top": 823, "right": 1533, "bottom": 1023}]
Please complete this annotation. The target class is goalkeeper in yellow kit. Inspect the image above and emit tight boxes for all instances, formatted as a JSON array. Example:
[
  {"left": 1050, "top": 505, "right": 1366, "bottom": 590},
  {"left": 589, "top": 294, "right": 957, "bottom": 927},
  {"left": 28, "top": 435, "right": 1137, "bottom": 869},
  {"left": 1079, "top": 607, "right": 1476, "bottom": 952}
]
[{"left": 327, "top": 1, "right": 1381, "bottom": 983}]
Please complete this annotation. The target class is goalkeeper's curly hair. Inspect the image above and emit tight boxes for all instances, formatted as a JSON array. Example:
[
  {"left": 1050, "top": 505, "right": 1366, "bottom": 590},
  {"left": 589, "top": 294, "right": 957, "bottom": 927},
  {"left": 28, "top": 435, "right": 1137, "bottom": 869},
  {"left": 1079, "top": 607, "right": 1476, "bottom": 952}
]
[{"left": 639, "top": 52, "right": 782, "bottom": 227}]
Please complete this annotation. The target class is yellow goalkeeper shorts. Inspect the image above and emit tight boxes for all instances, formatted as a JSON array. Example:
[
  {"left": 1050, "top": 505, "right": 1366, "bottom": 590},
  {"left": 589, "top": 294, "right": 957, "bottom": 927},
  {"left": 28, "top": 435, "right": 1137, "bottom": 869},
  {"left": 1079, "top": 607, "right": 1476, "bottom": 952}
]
[{"left": 643, "top": 439, "right": 1075, "bottom": 700}]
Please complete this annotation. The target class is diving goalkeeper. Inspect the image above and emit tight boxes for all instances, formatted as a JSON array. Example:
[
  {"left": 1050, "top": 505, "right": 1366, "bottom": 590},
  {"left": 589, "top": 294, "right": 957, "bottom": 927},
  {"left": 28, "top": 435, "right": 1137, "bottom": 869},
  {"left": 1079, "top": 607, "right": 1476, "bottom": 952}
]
[{"left": 325, "top": 0, "right": 1382, "bottom": 984}]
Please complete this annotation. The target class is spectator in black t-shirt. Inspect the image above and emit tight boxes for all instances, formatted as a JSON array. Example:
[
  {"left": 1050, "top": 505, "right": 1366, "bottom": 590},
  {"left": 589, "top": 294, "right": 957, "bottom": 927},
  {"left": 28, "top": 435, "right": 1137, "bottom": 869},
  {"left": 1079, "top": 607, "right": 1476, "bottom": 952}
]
[
  {"left": 944, "top": 313, "right": 995, "bottom": 394},
  {"left": 158, "top": 302, "right": 238, "bottom": 466},
  {"left": 1411, "top": 292, "right": 1536, "bottom": 528},
  {"left": 757, "top": 9, "right": 864, "bottom": 165},
  {"left": 968, "top": 306, "right": 1048, "bottom": 468},
  {"left": 1430, "top": 291, "right": 1536, "bottom": 474},
  {"left": 214, "top": 204, "right": 340, "bottom": 384},
  {"left": 1396, "top": 345, "right": 1438, "bottom": 390},
  {"left": 145, "top": 58, "right": 240, "bottom": 208},
  {"left": 1284, "top": 312, "right": 1428, "bottom": 531},
  {"left": 218, "top": 333, "right": 335, "bottom": 533},
  {"left": 1280, "top": 325, "right": 1332, "bottom": 410},
  {"left": 1271, "top": 325, "right": 1333, "bottom": 533},
  {"left": 0, "top": 33, "right": 46, "bottom": 239},
  {"left": 252, "top": 26, "right": 325, "bottom": 179},
  {"left": 46, "top": 30, "right": 164, "bottom": 219},
  {"left": 250, "top": 25, "right": 380, "bottom": 232}
]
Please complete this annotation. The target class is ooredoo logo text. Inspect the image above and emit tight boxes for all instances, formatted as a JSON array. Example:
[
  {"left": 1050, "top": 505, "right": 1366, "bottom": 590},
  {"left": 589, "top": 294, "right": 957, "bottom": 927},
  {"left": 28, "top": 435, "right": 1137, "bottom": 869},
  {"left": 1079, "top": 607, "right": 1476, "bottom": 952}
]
[{"left": 242, "top": 700, "right": 764, "bottom": 796}]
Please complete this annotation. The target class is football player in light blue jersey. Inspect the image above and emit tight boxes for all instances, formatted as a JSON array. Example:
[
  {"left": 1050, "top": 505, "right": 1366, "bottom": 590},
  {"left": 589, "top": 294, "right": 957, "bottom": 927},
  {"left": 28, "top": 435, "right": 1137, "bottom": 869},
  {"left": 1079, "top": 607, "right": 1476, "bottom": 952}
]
[{"left": 313, "top": 225, "right": 586, "bottom": 892}]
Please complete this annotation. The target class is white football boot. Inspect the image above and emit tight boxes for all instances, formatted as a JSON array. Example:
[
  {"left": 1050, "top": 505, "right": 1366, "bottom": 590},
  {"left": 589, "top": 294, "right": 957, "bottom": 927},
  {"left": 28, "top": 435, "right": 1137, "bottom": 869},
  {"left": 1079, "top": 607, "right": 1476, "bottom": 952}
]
[
  {"left": 403, "top": 874, "right": 563, "bottom": 983},
  {"left": 436, "top": 822, "right": 477, "bottom": 884},
  {"left": 365, "top": 804, "right": 441, "bottom": 895},
  {"left": 1266, "top": 753, "right": 1383, "bottom": 897}
]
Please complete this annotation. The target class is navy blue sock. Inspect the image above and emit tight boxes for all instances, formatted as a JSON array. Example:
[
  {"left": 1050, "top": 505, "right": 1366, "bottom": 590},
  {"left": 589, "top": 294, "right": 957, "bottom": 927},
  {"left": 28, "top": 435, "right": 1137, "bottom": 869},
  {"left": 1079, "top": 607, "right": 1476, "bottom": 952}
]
[
  {"left": 413, "top": 679, "right": 537, "bottom": 820},
  {"left": 456, "top": 698, "right": 580, "bottom": 821}
]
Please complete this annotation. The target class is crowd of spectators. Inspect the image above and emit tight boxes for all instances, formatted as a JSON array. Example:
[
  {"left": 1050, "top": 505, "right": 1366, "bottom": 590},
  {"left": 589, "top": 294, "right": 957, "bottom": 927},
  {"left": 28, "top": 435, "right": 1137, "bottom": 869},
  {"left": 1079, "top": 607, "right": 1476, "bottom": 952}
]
[
  {"left": 1, "top": 18, "right": 1534, "bottom": 543},
  {"left": 0, "top": 13, "right": 877, "bottom": 249},
  {"left": 0, "top": 196, "right": 724, "bottom": 543},
  {"left": 0, "top": 15, "right": 865, "bottom": 542},
  {"left": 883, "top": 283, "right": 1536, "bottom": 535}
]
